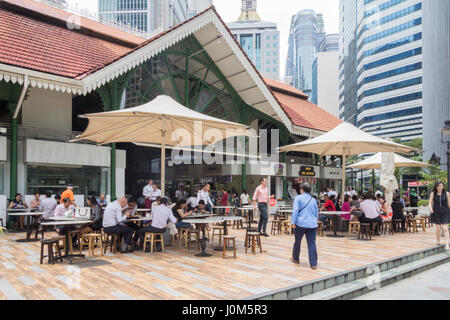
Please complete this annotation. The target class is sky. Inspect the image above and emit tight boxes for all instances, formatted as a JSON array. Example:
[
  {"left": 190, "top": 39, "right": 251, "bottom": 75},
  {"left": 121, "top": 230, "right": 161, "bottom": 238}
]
[{"left": 68, "top": 0, "right": 340, "bottom": 79}]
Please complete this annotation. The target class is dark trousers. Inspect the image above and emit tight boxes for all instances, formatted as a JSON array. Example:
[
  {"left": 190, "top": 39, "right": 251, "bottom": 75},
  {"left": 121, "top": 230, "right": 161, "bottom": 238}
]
[
  {"left": 137, "top": 225, "right": 166, "bottom": 249},
  {"left": 104, "top": 225, "right": 133, "bottom": 246},
  {"left": 257, "top": 202, "right": 268, "bottom": 233},
  {"left": 359, "top": 215, "right": 382, "bottom": 233},
  {"left": 292, "top": 226, "right": 318, "bottom": 267}
]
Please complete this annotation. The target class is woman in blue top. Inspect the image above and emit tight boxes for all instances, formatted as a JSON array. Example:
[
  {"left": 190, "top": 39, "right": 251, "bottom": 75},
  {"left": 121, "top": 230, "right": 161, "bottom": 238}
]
[{"left": 291, "top": 183, "right": 319, "bottom": 269}]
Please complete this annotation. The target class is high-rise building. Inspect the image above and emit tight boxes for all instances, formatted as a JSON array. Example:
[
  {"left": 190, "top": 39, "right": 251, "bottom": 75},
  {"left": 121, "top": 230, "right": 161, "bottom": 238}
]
[
  {"left": 98, "top": 0, "right": 189, "bottom": 34},
  {"left": 285, "top": 9, "right": 325, "bottom": 95},
  {"left": 228, "top": 0, "right": 280, "bottom": 80},
  {"left": 338, "top": 0, "right": 361, "bottom": 126},
  {"left": 312, "top": 34, "right": 339, "bottom": 116},
  {"left": 423, "top": 0, "right": 450, "bottom": 168},
  {"left": 339, "top": 0, "right": 423, "bottom": 141},
  {"left": 188, "top": 0, "right": 213, "bottom": 18}
]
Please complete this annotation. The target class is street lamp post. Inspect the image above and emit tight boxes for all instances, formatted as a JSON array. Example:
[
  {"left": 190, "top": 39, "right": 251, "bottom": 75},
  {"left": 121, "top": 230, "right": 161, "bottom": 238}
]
[{"left": 442, "top": 120, "right": 450, "bottom": 186}]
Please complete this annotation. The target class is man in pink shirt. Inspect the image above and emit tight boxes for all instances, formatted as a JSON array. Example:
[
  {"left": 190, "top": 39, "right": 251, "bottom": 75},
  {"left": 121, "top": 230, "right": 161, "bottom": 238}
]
[{"left": 253, "top": 177, "right": 270, "bottom": 237}]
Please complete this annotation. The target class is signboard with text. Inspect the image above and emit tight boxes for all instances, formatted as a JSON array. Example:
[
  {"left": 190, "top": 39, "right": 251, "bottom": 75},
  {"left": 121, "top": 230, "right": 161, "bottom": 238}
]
[{"left": 299, "top": 166, "right": 316, "bottom": 177}]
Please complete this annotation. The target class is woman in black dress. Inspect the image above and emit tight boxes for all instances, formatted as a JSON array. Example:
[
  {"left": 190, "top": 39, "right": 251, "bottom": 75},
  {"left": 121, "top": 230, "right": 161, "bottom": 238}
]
[{"left": 428, "top": 182, "right": 450, "bottom": 249}]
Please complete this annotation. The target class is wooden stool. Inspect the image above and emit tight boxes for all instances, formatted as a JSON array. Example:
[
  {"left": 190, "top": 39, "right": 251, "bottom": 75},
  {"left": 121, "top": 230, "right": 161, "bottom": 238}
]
[
  {"left": 358, "top": 223, "right": 372, "bottom": 240},
  {"left": 317, "top": 221, "right": 324, "bottom": 236},
  {"left": 348, "top": 221, "right": 360, "bottom": 237},
  {"left": 143, "top": 233, "right": 165, "bottom": 253},
  {"left": 211, "top": 226, "right": 224, "bottom": 246},
  {"left": 382, "top": 220, "right": 394, "bottom": 235},
  {"left": 40, "top": 237, "right": 64, "bottom": 264},
  {"left": 222, "top": 235, "right": 237, "bottom": 259},
  {"left": 187, "top": 229, "right": 201, "bottom": 250},
  {"left": 416, "top": 218, "right": 426, "bottom": 232},
  {"left": 103, "top": 233, "right": 122, "bottom": 254},
  {"left": 244, "top": 232, "right": 262, "bottom": 254},
  {"left": 281, "top": 220, "right": 292, "bottom": 235},
  {"left": 370, "top": 222, "right": 380, "bottom": 236},
  {"left": 232, "top": 219, "right": 244, "bottom": 229},
  {"left": 270, "top": 220, "right": 282, "bottom": 235},
  {"left": 407, "top": 218, "right": 418, "bottom": 233},
  {"left": 392, "top": 219, "right": 403, "bottom": 233},
  {"left": 80, "top": 233, "right": 103, "bottom": 256}
]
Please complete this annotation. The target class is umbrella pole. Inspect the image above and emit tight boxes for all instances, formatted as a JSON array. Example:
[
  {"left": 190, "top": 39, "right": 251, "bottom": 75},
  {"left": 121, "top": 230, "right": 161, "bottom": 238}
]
[
  {"left": 342, "top": 153, "right": 346, "bottom": 201},
  {"left": 161, "top": 117, "right": 166, "bottom": 198}
]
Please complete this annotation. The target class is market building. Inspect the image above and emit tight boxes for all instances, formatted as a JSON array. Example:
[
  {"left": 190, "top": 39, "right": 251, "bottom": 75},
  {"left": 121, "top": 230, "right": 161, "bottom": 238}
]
[{"left": 0, "top": 0, "right": 341, "bottom": 222}]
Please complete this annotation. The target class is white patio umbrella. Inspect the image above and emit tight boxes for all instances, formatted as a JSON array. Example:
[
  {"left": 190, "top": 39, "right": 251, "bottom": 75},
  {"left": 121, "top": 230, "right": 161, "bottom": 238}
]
[
  {"left": 278, "top": 122, "right": 419, "bottom": 198},
  {"left": 348, "top": 152, "right": 432, "bottom": 170},
  {"left": 72, "top": 95, "right": 254, "bottom": 197}
]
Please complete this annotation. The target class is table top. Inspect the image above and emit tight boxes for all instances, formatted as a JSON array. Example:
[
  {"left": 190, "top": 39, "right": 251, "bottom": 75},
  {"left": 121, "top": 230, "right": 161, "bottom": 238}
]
[
  {"left": 48, "top": 216, "right": 91, "bottom": 221},
  {"left": 276, "top": 209, "right": 293, "bottom": 213},
  {"left": 214, "top": 206, "right": 235, "bottom": 209},
  {"left": 7, "top": 212, "right": 44, "bottom": 216},
  {"left": 41, "top": 220, "right": 92, "bottom": 226},
  {"left": 6, "top": 208, "right": 37, "bottom": 212},
  {"left": 183, "top": 216, "right": 244, "bottom": 224},
  {"left": 237, "top": 207, "right": 255, "bottom": 211},
  {"left": 319, "top": 211, "right": 350, "bottom": 216},
  {"left": 136, "top": 209, "right": 151, "bottom": 212},
  {"left": 403, "top": 207, "right": 419, "bottom": 210}
]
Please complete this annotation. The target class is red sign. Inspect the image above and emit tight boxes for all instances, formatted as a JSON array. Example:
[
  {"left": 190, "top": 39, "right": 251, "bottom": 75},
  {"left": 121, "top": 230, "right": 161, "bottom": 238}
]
[
  {"left": 408, "top": 181, "right": 429, "bottom": 187},
  {"left": 298, "top": 177, "right": 317, "bottom": 184}
]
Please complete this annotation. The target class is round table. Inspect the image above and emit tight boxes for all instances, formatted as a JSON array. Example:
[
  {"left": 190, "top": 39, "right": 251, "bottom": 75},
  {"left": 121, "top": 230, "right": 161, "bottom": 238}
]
[
  {"left": 319, "top": 211, "right": 350, "bottom": 238},
  {"left": 182, "top": 216, "right": 225, "bottom": 257},
  {"left": 41, "top": 220, "right": 93, "bottom": 264},
  {"left": 7, "top": 212, "right": 44, "bottom": 242}
]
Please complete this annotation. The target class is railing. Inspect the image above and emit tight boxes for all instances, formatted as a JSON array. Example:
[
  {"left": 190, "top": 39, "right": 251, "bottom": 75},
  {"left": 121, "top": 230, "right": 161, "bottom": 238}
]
[{"left": 0, "top": 122, "right": 95, "bottom": 145}]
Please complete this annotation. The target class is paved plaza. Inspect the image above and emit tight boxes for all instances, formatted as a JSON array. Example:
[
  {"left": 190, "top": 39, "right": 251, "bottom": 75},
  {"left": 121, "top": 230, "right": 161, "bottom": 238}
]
[{"left": 0, "top": 223, "right": 439, "bottom": 300}]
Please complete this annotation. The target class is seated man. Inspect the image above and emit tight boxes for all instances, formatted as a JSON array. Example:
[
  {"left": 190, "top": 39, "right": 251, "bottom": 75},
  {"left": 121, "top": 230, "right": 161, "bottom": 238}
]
[
  {"left": 97, "top": 194, "right": 107, "bottom": 208},
  {"left": 102, "top": 196, "right": 134, "bottom": 253},
  {"left": 195, "top": 200, "right": 209, "bottom": 214},
  {"left": 137, "top": 197, "right": 176, "bottom": 252},
  {"left": 358, "top": 193, "right": 382, "bottom": 234}
]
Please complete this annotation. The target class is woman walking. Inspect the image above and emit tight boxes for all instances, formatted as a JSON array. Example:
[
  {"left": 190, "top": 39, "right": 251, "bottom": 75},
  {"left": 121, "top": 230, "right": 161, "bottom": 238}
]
[
  {"left": 290, "top": 183, "right": 319, "bottom": 269},
  {"left": 428, "top": 182, "right": 450, "bottom": 249}
]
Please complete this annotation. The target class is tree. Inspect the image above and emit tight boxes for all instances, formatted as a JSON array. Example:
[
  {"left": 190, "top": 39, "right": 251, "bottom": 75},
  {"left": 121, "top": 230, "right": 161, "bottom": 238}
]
[{"left": 421, "top": 165, "right": 448, "bottom": 190}]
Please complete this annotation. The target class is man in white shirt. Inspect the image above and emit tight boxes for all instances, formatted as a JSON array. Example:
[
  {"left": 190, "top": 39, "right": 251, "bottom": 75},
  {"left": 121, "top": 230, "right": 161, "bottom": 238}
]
[
  {"left": 358, "top": 194, "right": 382, "bottom": 234},
  {"left": 143, "top": 179, "right": 154, "bottom": 208},
  {"left": 103, "top": 196, "right": 134, "bottom": 253},
  {"left": 197, "top": 184, "right": 214, "bottom": 212},
  {"left": 149, "top": 184, "right": 162, "bottom": 201},
  {"left": 41, "top": 192, "right": 57, "bottom": 219},
  {"left": 136, "top": 197, "right": 176, "bottom": 251},
  {"left": 175, "top": 184, "right": 187, "bottom": 201},
  {"left": 187, "top": 192, "right": 198, "bottom": 211}
]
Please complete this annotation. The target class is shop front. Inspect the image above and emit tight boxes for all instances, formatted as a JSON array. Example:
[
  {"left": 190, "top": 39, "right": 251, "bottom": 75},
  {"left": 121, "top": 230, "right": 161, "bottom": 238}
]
[{"left": 0, "top": 135, "right": 7, "bottom": 223}]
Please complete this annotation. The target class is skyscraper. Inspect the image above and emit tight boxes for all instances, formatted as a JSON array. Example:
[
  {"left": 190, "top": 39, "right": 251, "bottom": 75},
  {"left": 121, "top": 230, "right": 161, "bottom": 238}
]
[
  {"left": 228, "top": 0, "right": 280, "bottom": 80},
  {"left": 188, "top": 0, "right": 213, "bottom": 18},
  {"left": 312, "top": 34, "right": 339, "bottom": 116},
  {"left": 339, "top": 0, "right": 423, "bottom": 141},
  {"left": 423, "top": 0, "right": 450, "bottom": 168},
  {"left": 98, "top": 0, "right": 189, "bottom": 34},
  {"left": 285, "top": 9, "right": 325, "bottom": 95}
]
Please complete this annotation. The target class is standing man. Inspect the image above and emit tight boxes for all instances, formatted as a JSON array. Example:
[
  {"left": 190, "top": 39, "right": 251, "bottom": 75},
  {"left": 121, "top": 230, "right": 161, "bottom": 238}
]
[
  {"left": 150, "top": 184, "right": 161, "bottom": 203},
  {"left": 175, "top": 184, "right": 187, "bottom": 201},
  {"left": 291, "top": 183, "right": 318, "bottom": 269},
  {"left": 253, "top": 177, "right": 270, "bottom": 237},
  {"left": 61, "top": 184, "right": 77, "bottom": 207},
  {"left": 102, "top": 196, "right": 134, "bottom": 253},
  {"left": 143, "top": 179, "right": 154, "bottom": 209},
  {"left": 40, "top": 192, "right": 57, "bottom": 219},
  {"left": 197, "top": 184, "right": 214, "bottom": 213}
]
